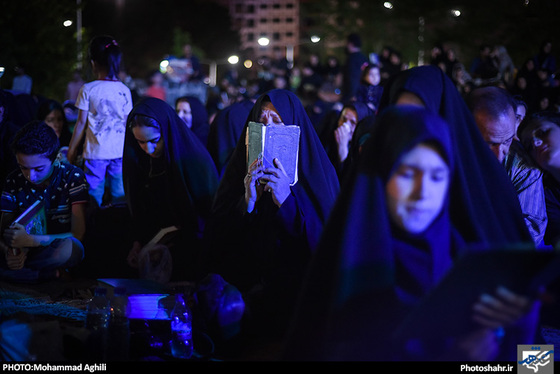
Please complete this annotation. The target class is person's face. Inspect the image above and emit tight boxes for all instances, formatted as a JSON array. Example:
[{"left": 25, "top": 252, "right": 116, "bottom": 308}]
[
  {"left": 366, "top": 67, "right": 381, "bottom": 86},
  {"left": 44, "top": 109, "right": 64, "bottom": 137},
  {"left": 16, "top": 153, "right": 55, "bottom": 186},
  {"left": 474, "top": 109, "right": 516, "bottom": 163},
  {"left": 386, "top": 143, "right": 450, "bottom": 234},
  {"left": 132, "top": 125, "right": 164, "bottom": 158},
  {"left": 521, "top": 120, "right": 560, "bottom": 172},
  {"left": 515, "top": 104, "right": 526, "bottom": 134},
  {"left": 258, "top": 101, "right": 284, "bottom": 126},
  {"left": 337, "top": 107, "right": 358, "bottom": 136},
  {"left": 176, "top": 101, "right": 192, "bottom": 128}
]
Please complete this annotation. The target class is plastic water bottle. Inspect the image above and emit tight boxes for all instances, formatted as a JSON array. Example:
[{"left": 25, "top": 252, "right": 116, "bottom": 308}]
[
  {"left": 170, "top": 293, "right": 193, "bottom": 359},
  {"left": 108, "top": 287, "right": 130, "bottom": 361},
  {"left": 85, "top": 287, "right": 111, "bottom": 360}
]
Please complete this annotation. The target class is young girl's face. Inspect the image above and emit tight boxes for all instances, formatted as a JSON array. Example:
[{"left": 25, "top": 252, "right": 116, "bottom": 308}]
[
  {"left": 44, "top": 109, "right": 65, "bottom": 138},
  {"left": 132, "top": 125, "right": 164, "bottom": 158},
  {"left": 176, "top": 101, "right": 193, "bottom": 129},
  {"left": 385, "top": 143, "right": 449, "bottom": 234},
  {"left": 366, "top": 67, "right": 381, "bottom": 86}
]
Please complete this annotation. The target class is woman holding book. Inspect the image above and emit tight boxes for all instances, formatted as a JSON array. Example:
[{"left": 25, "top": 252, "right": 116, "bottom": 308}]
[
  {"left": 284, "top": 105, "right": 540, "bottom": 361},
  {"left": 203, "top": 89, "right": 340, "bottom": 350},
  {"left": 123, "top": 97, "right": 219, "bottom": 282}
]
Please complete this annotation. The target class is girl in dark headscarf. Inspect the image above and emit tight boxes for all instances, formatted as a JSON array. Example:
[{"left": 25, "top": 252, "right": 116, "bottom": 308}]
[
  {"left": 377, "top": 65, "right": 532, "bottom": 247},
  {"left": 123, "top": 97, "right": 219, "bottom": 282},
  {"left": 36, "top": 99, "right": 72, "bottom": 147},
  {"left": 175, "top": 95, "right": 211, "bottom": 147},
  {"left": 203, "top": 89, "right": 340, "bottom": 345},
  {"left": 206, "top": 99, "right": 254, "bottom": 178},
  {"left": 318, "top": 101, "right": 373, "bottom": 180},
  {"left": 284, "top": 105, "right": 537, "bottom": 361}
]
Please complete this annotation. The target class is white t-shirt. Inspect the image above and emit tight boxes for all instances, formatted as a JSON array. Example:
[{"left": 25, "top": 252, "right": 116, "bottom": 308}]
[{"left": 75, "top": 80, "right": 133, "bottom": 160}]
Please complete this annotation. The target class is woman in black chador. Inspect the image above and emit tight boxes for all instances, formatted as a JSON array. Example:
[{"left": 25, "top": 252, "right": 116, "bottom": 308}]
[
  {"left": 203, "top": 89, "right": 340, "bottom": 344},
  {"left": 284, "top": 105, "right": 539, "bottom": 361},
  {"left": 123, "top": 97, "right": 219, "bottom": 282}
]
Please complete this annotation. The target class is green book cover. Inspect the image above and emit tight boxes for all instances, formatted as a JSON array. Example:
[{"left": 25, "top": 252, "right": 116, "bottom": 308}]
[{"left": 246, "top": 121, "right": 300, "bottom": 186}]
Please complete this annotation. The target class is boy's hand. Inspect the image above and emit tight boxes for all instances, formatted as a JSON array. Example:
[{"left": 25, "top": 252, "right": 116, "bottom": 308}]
[
  {"left": 5, "top": 247, "right": 29, "bottom": 270},
  {"left": 3, "top": 223, "right": 36, "bottom": 248}
]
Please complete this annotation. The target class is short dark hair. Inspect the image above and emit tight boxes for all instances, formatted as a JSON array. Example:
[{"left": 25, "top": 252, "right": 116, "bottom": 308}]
[
  {"left": 347, "top": 33, "right": 362, "bottom": 48},
  {"left": 466, "top": 86, "right": 516, "bottom": 119},
  {"left": 11, "top": 121, "right": 60, "bottom": 161}
]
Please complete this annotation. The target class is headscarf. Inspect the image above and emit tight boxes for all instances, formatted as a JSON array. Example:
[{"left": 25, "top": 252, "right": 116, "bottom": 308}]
[
  {"left": 177, "top": 95, "right": 211, "bottom": 147},
  {"left": 123, "top": 97, "right": 219, "bottom": 243},
  {"left": 284, "top": 105, "right": 460, "bottom": 360},
  {"left": 209, "top": 89, "right": 340, "bottom": 251},
  {"left": 319, "top": 101, "right": 374, "bottom": 180},
  {"left": 377, "top": 65, "right": 531, "bottom": 246},
  {"left": 206, "top": 99, "right": 254, "bottom": 178}
]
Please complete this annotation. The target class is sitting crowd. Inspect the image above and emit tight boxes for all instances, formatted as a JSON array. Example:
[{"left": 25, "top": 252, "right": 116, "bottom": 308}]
[{"left": 0, "top": 34, "right": 560, "bottom": 361}]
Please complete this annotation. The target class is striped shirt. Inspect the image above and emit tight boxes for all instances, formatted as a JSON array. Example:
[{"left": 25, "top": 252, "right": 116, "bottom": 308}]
[{"left": 504, "top": 141, "right": 548, "bottom": 246}]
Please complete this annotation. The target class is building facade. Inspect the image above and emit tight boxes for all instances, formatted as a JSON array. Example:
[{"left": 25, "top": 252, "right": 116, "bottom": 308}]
[{"left": 218, "top": 0, "right": 301, "bottom": 61}]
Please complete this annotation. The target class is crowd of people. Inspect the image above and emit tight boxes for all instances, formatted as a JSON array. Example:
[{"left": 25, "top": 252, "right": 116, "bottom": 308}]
[{"left": 0, "top": 32, "right": 560, "bottom": 361}]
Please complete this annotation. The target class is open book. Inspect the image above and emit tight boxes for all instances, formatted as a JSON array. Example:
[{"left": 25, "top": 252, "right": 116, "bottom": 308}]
[
  {"left": 13, "top": 199, "right": 47, "bottom": 236},
  {"left": 246, "top": 121, "right": 301, "bottom": 186}
]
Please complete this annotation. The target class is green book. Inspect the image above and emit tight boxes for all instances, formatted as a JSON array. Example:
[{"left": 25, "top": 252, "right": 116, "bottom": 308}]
[{"left": 246, "top": 121, "right": 301, "bottom": 186}]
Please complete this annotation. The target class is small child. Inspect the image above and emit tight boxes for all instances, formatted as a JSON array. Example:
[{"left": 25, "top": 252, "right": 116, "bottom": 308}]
[
  {"left": 355, "top": 63, "right": 384, "bottom": 113},
  {"left": 67, "top": 35, "right": 133, "bottom": 208}
]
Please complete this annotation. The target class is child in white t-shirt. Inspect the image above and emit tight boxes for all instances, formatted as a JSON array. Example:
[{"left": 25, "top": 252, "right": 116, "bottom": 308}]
[{"left": 68, "top": 35, "right": 133, "bottom": 208}]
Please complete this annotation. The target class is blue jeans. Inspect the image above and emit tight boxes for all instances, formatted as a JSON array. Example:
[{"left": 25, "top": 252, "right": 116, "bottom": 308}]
[
  {"left": 0, "top": 238, "right": 84, "bottom": 282},
  {"left": 84, "top": 158, "right": 126, "bottom": 207}
]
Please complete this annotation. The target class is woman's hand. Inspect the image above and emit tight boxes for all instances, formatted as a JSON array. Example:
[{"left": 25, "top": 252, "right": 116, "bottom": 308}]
[
  {"left": 3, "top": 223, "right": 36, "bottom": 248},
  {"left": 472, "top": 286, "right": 533, "bottom": 329},
  {"left": 245, "top": 158, "right": 265, "bottom": 213},
  {"left": 335, "top": 123, "right": 352, "bottom": 163},
  {"left": 260, "top": 158, "right": 291, "bottom": 208},
  {"left": 5, "top": 247, "right": 29, "bottom": 270}
]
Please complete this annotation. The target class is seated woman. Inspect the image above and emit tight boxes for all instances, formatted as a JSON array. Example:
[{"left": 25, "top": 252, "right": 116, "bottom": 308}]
[
  {"left": 203, "top": 89, "right": 340, "bottom": 346},
  {"left": 0, "top": 121, "right": 87, "bottom": 282},
  {"left": 519, "top": 111, "right": 560, "bottom": 247},
  {"left": 175, "top": 95, "right": 211, "bottom": 147},
  {"left": 319, "top": 101, "right": 373, "bottom": 180},
  {"left": 376, "top": 65, "right": 532, "bottom": 246},
  {"left": 284, "top": 106, "right": 538, "bottom": 361},
  {"left": 123, "top": 97, "right": 219, "bottom": 282},
  {"left": 36, "top": 99, "right": 73, "bottom": 147}
]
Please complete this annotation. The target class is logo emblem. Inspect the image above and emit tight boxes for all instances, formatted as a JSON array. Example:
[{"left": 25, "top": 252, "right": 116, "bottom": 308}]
[{"left": 517, "top": 345, "right": 554, "bottom": 374}]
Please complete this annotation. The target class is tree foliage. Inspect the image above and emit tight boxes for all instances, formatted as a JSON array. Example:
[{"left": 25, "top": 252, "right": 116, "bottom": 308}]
[
  {"left": 0, "top": 0, "right": 81, "bottom": 101},
  {"left": 301, "top": 0, "right": 560, "bottom": 68}
]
